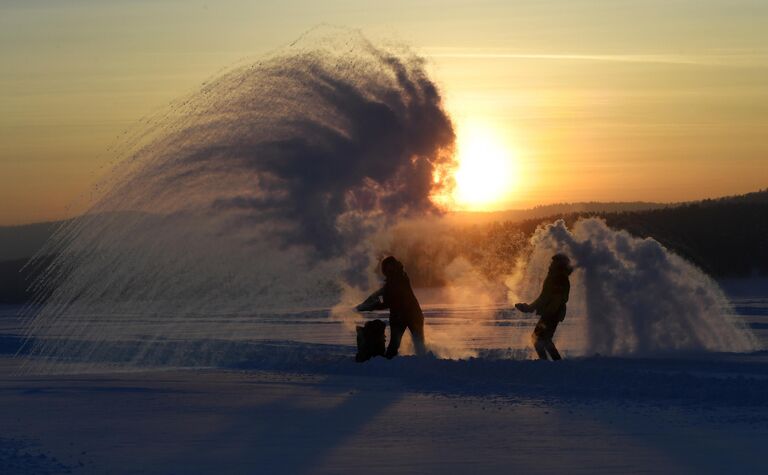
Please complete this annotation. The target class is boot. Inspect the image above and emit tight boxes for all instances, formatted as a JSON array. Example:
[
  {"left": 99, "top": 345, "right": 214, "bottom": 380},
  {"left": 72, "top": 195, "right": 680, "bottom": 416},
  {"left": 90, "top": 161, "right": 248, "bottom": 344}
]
[{"left": 545, "top": 340, "right": 562, "bottom": 361}]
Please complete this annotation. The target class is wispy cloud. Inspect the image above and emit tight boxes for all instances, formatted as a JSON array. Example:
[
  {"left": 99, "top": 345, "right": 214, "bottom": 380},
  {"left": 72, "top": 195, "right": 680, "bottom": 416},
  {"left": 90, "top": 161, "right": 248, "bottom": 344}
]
[{"left": 423, "top": 49, "right": 768, "bottom": 66}]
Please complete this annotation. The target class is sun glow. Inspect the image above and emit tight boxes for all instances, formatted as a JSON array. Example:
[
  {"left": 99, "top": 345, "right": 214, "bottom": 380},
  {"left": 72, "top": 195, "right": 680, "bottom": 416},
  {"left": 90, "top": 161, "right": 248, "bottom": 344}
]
[{"left": 452, "top": 122, "right": 519, "bottom": 211}]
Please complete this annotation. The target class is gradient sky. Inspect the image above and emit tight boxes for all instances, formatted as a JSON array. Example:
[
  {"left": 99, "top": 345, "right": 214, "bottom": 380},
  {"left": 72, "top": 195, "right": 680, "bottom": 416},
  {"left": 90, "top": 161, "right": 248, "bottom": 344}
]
[{"left": 2, "top": 0, "right": 767, "bottom": 224}]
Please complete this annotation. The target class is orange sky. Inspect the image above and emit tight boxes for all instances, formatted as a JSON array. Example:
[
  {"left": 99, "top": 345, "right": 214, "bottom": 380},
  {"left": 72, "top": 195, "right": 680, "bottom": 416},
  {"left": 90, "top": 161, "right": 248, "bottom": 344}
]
[{"left": 1, "top": 1, "right": 767, "bottom": 224}]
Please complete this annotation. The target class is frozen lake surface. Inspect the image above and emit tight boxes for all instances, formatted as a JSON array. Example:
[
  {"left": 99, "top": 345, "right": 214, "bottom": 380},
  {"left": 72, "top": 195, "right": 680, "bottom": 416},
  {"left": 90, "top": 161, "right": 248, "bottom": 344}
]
[{"left": 0, "top": 283, "right": 766, "bottom": 474}]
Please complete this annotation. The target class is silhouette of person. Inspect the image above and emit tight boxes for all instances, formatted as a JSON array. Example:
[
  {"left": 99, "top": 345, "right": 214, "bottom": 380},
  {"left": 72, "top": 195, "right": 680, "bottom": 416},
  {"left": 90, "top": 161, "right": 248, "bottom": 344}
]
[
  {"left": 356, "top": 256, "right": 426, "bottom": 358},
  {"left": 515, "top": 253, "right": 572, "bottom": 360}
]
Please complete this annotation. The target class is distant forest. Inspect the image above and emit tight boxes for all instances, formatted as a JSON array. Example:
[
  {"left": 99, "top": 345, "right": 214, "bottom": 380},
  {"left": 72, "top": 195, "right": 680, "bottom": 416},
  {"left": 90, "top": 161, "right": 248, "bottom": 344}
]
[
  {"left": 0, "top": 190, "right": 766, "bottom": 303},
  {"left": 391, "top": 190, "right": 768, "bottom": 287}
]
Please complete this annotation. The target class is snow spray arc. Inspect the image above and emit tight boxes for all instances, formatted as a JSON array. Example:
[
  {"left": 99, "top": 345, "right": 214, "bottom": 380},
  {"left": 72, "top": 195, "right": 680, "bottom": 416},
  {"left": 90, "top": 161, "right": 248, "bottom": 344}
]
[
  {"left": 507, "top": 219, "right": 759, "bottom": 356},
  {"left": 21, "top": 29, "right": 456, "bottom": 369}
]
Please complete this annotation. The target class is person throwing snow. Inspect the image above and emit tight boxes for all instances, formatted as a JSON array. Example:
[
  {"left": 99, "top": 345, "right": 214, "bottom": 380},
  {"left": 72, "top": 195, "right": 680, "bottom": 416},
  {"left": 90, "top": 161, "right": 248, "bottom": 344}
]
[
  {"left": 516, "top": 253, "right": 573, "bottom": 360},
  {"left": 356, "top": 256, "right": 426, "bottom": 359}
]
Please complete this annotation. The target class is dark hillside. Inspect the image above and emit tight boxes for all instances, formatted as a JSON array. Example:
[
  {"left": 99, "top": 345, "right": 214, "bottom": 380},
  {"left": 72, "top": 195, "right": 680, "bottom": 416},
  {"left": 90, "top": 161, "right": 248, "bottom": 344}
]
[{"left": 1, "top": 190, "right": 765, "bottom": 301}]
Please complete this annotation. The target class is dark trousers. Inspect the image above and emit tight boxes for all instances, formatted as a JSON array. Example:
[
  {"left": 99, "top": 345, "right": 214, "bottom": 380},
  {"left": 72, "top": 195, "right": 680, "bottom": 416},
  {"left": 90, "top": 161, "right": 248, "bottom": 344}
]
[
  {"left": 386, "top": 317, "right": 425, "bottom": 358},
  {"left": 532, "top": 317, "right": 562, "bottom": 361}
]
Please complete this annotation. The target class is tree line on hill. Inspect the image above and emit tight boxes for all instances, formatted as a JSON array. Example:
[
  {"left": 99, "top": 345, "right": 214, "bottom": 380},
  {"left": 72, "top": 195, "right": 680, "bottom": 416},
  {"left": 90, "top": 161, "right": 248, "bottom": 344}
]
[
  {"left": 0, "top": 190, "right": 766, "bottom": 303},
  {"left": 391, "top": 190, "right": 768, "bottom": 287}
]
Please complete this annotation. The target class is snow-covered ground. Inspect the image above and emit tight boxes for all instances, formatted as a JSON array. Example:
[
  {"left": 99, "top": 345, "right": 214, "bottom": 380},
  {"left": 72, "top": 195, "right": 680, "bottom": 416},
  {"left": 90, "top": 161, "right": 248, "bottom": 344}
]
[{"left": 1, "top": 281, "right": 767, "bottom": 474}]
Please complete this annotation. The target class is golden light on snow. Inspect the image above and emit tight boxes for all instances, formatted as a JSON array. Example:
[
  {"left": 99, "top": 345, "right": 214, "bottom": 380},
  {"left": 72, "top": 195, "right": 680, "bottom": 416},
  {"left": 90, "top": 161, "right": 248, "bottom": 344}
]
[{"left": 451, "top": 120, "right": 519, "bottom": 211}]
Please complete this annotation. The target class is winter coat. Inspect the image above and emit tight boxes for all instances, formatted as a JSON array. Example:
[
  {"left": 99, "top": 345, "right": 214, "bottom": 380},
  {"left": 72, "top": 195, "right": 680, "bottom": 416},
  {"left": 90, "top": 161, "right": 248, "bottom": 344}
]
[
  {"left": 381, "top": 271, "right": 424, "bottom": 325},
  {"left": 531, "top": 269, "right": 570, "bottom": 322}
]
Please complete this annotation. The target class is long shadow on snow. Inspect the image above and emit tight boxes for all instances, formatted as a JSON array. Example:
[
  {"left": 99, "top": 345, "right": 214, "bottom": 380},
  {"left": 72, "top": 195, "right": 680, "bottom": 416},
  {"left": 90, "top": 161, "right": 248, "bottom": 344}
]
[{"left": 205, "top": 378, "right": 402, "bottom": 474}]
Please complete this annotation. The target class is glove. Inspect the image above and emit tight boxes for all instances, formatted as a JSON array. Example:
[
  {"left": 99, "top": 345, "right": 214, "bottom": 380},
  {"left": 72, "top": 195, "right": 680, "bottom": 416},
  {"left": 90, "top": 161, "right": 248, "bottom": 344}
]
[
  {"left": 515, "top": 302, "right": 534, "bottom": 313},
  {"left": 356, "top": 294, "right": 382, "bottom": 312}
]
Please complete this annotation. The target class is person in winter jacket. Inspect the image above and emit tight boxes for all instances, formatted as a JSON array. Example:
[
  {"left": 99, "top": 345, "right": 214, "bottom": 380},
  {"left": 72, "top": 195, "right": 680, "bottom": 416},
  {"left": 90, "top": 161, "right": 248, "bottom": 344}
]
[
  {"left": 515, "top": 253, "right": 572, "bottom": 360},
  {"left": 356, "top": 256, "right": 426, "bottom": 358}
]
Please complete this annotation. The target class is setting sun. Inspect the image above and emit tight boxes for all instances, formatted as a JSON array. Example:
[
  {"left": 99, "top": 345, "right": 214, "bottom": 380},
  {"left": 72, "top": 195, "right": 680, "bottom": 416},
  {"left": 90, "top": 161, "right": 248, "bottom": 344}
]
[{"left": 452, "top": 122, "right": 519, "bottom": 211}]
